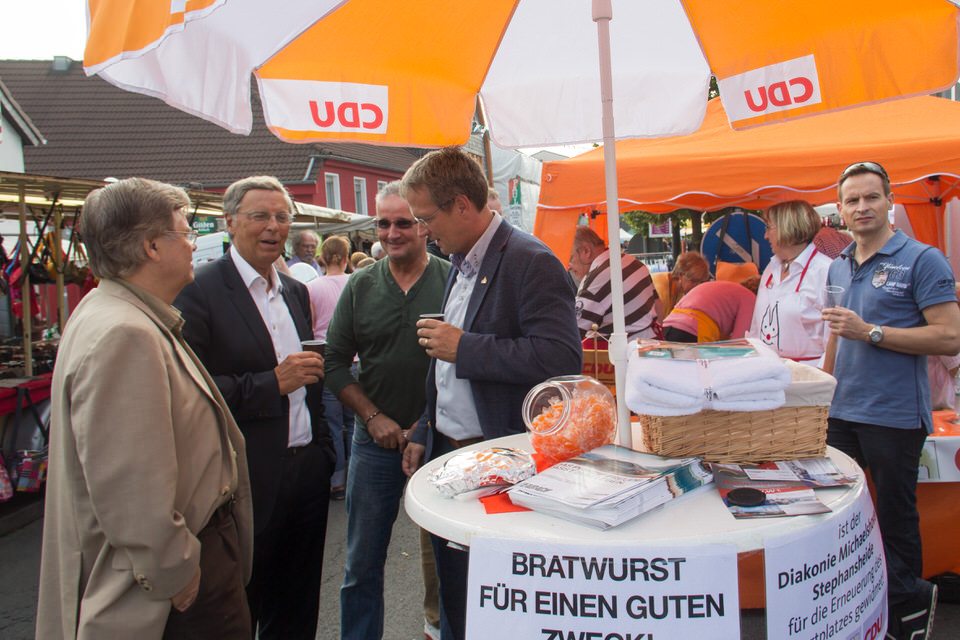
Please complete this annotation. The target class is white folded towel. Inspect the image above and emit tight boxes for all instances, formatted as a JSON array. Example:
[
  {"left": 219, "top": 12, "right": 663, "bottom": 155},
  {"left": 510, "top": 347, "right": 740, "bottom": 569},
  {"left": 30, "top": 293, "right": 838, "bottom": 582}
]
[
  {"left": 626, "top": 390, "right": 787, "bottom": 416},
  {"left": 625, "top": 338, "right": 791, "bottom": 416}
]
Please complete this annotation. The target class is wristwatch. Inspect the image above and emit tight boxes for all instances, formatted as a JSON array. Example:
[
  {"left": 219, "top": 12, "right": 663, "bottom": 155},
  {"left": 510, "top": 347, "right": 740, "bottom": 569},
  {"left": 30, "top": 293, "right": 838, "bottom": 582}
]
[{"left": 868, "top": 325, "right": 884, "bottom": 344}]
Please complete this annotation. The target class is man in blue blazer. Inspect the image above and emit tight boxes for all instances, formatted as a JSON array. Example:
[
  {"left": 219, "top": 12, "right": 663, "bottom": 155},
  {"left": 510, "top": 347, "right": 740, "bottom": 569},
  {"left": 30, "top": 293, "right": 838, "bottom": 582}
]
[
  {"left": 401, "top": 147, "right": 582, "bottom": 640},
  {"left": 174, "top": 176, "right": 334, "bottom": 640}
]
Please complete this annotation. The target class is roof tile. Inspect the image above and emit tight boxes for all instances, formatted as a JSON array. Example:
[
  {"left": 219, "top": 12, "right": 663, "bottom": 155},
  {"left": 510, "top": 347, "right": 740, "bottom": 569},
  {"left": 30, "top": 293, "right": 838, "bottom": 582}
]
[{"left": 0, "top": 59, "right": 426, "bottom": 187}]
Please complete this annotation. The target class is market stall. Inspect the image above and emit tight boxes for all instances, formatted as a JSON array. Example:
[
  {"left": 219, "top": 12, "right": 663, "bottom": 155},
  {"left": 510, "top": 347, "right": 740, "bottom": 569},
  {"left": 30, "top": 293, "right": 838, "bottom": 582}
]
[
  {"left": 78, "top": 4, "right": 960, "bottom": 637},
  {"left": 535, "top": 95, "right": 960, "bottom": 266},
  {"left": 0, "top": 171, "right": 224, "bottom": 376},
  {"left": 406, "top": 434, "right": 883, "bottom": 638},
  {"left": 0, "top": 172, "right": 226, "bottom": 502}
]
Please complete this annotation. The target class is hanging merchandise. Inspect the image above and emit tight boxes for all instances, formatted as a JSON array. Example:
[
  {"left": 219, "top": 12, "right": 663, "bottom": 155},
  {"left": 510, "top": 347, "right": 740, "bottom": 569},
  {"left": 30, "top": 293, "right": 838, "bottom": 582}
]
[{"left": 0, "top": 452, "right": 13, "bottom": 501}]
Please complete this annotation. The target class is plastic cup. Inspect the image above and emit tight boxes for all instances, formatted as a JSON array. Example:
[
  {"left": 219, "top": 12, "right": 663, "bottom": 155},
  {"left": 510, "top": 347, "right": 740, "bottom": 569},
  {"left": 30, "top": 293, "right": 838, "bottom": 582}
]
[
  {"left": 419, "top": 313, "right": 444, "bottom": 321},
  {"left": 825, "top": 285, "right": 845, "bottom": 309},
  {"left": 301, "top": 340, "right": 326, "bottom": 356}
]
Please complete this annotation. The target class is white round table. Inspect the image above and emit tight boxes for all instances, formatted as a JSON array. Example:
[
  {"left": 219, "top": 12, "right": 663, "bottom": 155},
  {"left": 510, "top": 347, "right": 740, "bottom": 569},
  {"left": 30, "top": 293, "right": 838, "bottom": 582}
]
[
  {"left": 406, "top": 434, "right": 864, "bottom": 551},
  {"left": 405, "top": 433, "right": 866, "bottom": 613}
]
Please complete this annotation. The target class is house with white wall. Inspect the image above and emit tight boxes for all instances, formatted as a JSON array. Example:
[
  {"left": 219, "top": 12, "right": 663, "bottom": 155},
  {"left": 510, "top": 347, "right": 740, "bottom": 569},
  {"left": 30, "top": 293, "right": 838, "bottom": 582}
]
[{"left": 0, "top": 77, "right": 44, "bottom": 172}]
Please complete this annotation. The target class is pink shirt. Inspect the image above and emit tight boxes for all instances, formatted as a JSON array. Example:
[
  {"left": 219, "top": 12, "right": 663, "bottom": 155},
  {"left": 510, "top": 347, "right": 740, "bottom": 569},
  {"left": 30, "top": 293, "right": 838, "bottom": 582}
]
[
  {"left": 663, "top": 280, "right": 756, "bottom": 339},
  {"left": 306, "top": 274, "right": 349, "bottom": 340}
]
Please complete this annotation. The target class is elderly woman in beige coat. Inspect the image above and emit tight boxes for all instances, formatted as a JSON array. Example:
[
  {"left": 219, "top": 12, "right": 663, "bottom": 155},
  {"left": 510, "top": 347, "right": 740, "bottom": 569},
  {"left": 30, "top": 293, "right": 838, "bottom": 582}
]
[{"left": 37, "top": 178, "right": 253, "bottom": 639}]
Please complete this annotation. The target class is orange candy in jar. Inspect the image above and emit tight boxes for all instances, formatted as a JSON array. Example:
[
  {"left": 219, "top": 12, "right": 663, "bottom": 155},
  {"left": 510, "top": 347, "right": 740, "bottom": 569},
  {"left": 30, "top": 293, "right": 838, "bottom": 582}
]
[{"left": 522, "top": 375, "right": 616, "bottom": 464}]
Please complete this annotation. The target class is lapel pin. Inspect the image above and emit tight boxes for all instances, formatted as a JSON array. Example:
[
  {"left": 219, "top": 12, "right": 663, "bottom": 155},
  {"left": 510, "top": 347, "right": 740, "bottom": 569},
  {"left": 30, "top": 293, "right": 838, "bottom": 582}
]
[{"left": 481, "top": 277, "right": 487, "bottom": 284}]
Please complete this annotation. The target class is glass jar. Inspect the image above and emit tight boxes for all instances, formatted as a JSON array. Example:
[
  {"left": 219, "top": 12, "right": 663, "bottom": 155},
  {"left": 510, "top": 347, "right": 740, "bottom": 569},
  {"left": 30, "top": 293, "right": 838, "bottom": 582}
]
[{"left": 522, "top": 375, "right": 617, "bottom": 464}]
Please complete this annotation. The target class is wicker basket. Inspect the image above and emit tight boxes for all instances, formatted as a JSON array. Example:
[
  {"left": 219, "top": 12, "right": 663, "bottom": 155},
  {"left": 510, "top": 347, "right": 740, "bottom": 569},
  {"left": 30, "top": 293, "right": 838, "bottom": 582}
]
[{"left": 637, "top": 405, "right": 828, "bottom": 464}]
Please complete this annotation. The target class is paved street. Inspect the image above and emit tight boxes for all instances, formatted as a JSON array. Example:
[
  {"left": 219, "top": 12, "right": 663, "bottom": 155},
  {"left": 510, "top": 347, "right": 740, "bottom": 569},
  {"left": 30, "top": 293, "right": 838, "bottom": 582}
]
[{"left": 2, "top": 497, "right": 959, "bottom": 639}]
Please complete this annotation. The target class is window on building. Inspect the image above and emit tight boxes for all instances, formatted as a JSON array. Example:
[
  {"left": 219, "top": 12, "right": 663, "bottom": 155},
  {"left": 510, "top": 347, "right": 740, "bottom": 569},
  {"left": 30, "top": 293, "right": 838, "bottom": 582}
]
[
  {"left": 354, "top": 177, "right": 367, "bottom": 215},
  {"left": 377, "top": 180, "right": 388, "bottom": 193},
  {"left": 325, "top": 173, "right": 341, "bottom": 209}
]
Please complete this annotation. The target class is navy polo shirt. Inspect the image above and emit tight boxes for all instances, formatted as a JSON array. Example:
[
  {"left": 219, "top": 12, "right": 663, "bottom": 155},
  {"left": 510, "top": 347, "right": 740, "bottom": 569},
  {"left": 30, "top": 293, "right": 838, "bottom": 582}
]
[{"left": 827, "top": 230, "right": 956, "bottom": 432}]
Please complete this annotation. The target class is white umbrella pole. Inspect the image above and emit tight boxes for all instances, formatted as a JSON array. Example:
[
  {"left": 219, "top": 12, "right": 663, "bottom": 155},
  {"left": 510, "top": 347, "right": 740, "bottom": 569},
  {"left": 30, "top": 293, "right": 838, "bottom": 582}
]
[{"left": 593, "top": 0, "right": 631, "bottom": 448}]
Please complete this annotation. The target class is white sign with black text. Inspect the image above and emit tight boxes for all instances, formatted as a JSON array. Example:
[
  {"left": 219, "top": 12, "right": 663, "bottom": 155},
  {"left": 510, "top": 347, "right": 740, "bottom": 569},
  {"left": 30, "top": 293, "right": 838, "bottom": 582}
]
[
  {"left": 466, "top": 537, "right": 740, "bottom": 640},
  {"left": 764, "top": 489, "right": 887, "bottom": 640}
]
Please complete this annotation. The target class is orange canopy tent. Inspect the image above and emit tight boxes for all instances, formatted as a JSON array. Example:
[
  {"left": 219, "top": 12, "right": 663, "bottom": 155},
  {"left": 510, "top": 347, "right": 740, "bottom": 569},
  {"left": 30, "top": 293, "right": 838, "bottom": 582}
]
[{"left": 535, "top": 95, "right": 960, "bottom": 262}]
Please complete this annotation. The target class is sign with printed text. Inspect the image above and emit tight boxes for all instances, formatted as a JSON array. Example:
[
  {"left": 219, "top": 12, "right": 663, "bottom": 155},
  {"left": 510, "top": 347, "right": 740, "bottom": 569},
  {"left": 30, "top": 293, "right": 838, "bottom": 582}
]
[
  {"left": 720, "top": 54, "right": 823, "bottom": 123},
  {"left": 764, "top": 489, "right": 887, "bottom": 640},
  {"left": 191, "top": 215, "right": 219, "bottom": 234},
  {"left": 918, "top": 435, "right": 960, "bottom": 482},
  {"left": 261, "top": 79, "right": 389, "bottom": 134},
  {"left": 467, "top": 537, "right": 740, "bottom": 640},
  {"left": 648, "top": 220, "right": 671, "bottom": 238}
]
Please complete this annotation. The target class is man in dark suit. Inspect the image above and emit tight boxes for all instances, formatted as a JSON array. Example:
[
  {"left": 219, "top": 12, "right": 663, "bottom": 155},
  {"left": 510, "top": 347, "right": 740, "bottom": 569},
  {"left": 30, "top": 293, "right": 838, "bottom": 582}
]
[
  {"left": 174, "top": 176, "right": 334, "bottom": 640},
  {"left": 401, "top": 147, "right": 582, "bottom": 640}
]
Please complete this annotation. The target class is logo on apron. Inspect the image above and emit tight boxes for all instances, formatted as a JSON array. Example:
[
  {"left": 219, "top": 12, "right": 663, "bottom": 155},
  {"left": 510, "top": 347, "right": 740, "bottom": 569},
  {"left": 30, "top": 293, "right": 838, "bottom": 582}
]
[
  {"left": 760, "top": 302, "right": 780, "bottom": 351},
  {"left": 871, "top": 268, "right": 888, "bottom": 288}
]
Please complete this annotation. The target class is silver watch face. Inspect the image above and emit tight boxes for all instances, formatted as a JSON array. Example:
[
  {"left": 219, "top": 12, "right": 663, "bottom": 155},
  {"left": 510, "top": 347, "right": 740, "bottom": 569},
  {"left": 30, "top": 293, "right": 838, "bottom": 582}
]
[{"left": 869, "top": 326, "right": 883, "bottom": 343}]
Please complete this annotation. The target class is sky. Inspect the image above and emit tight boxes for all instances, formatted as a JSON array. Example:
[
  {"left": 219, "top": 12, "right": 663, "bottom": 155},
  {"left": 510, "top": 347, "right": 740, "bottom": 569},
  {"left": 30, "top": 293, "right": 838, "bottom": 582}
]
[{"left": 0, "top": 2, "right": 87, "bottom": 60}]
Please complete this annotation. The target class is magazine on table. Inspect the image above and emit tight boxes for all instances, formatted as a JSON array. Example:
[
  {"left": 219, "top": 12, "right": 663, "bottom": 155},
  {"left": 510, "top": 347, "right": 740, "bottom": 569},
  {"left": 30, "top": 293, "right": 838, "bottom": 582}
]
[
  {"left": 507, "top": 445, "right": 713, "bottom": 530},
  {"left": 635, "top": 338, "right": 759, "bottom": 361},
  {"left": 712, "top": 459, "right": 854, "bottom": 519},
  {"left": 736, "top": 458, "right": 857, "bottom": 487}
]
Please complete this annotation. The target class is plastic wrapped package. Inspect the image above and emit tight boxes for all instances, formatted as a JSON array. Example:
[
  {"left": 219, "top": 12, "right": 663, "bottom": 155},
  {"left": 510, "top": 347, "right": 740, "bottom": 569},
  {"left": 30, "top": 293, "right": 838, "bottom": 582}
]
[{"left": 429, "top": 447, "right": 537, "bottom": 498}]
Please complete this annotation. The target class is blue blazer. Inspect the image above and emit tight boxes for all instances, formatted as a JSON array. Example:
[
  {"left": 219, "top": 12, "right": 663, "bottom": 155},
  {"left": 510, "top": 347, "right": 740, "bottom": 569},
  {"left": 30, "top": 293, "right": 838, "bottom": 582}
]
[{"left": 416, "top": 221, "right": 582, "bottom": 451}]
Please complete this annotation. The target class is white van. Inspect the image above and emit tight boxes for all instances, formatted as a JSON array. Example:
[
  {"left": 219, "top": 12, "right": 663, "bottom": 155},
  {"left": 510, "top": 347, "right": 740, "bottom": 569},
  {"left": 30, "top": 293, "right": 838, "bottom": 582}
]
[{"left": 193, "top": 231, "right": 229, "bottom": 265}]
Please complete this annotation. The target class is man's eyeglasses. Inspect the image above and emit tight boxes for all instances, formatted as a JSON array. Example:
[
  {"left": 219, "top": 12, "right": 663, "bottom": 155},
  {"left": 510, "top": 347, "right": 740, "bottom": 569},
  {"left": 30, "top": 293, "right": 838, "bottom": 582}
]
[
  {"left": 237, "top": 210, "right": 293, "bottom": 225},
  {"left": 375, "top": 218, "right": 417, "bottom": 230},
  {"left": 164, "top": 230, "right": 198, "bottom": 243},
  {"left": 839, "top": 161, "right": 889, "bottom": 185},
  {"left": 414, "top": 198, "right": 454, "bottom": 227}
]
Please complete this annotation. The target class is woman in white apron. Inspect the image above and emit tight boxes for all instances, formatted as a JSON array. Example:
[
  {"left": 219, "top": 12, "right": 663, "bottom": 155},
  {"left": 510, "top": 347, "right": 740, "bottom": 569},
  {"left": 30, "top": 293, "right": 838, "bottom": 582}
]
[{"left": 748, "top": 200, "right": 834, "bottom": 366}]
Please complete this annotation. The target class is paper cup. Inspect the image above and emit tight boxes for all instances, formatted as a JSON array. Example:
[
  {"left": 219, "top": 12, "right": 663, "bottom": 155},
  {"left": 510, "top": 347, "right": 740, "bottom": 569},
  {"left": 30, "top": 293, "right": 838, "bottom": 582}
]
[
  {"left": 301, "top": 340, "right": 326, "bottom": 356},
  {"left": 419, "top": 313, "right": 444, "bottom": 321}
]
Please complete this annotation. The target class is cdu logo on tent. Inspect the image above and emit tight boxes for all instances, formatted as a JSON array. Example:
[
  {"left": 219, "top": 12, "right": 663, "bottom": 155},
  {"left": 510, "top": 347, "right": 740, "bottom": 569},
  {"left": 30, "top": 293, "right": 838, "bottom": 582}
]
[{"left": 719, "top": 55, "right": 823, "bottom": 122}]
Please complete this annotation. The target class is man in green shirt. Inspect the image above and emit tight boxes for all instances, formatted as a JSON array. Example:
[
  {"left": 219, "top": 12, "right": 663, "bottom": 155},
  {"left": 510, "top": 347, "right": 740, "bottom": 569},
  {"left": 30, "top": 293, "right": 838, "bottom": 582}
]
[{"left": 325, "top": 181, "right": 449, "bottom": 640}]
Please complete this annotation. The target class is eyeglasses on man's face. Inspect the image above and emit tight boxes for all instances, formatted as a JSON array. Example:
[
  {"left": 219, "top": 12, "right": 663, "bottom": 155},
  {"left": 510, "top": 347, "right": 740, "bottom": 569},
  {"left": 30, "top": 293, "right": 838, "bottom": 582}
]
[
  {"left": 414, "top": 198, "right": 454, "bottom": 227},
  {"left": 164, "top": 230, "right": 198, "bottom": 243},
  {"left": 839, "top": 161, "right": 889, "bottom": 185},
  {"left": 236, "top": 210, "right": 293, "bottom": 225},
  {"left": 375, "top": 218, "right": 417, "bottom": 230}
]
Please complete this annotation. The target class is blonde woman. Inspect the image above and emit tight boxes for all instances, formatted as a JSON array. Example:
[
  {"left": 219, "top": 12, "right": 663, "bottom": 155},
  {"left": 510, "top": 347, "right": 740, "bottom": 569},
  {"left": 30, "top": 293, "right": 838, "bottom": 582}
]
[{"left": 748, "top": 200, "right": 833, "bottom": 364}]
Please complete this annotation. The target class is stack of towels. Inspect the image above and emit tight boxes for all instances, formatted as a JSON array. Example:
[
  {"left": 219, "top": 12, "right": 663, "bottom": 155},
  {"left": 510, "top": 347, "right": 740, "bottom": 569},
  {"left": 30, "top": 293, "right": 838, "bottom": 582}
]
[{"left": 625, "top": 338, "right": 792, "bottom": 416}]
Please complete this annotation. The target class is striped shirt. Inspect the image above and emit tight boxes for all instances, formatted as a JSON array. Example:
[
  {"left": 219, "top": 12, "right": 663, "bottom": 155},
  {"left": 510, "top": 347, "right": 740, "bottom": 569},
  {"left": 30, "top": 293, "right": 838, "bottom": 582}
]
[{"left": 575, "top": 249, "right": 659, "bottom": 341}]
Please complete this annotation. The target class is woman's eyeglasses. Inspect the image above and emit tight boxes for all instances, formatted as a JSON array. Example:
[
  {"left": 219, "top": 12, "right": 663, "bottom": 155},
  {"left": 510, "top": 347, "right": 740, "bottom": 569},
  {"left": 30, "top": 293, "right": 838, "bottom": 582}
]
[
  {"left": 376, "top": 218, "right": 416, "bottom": 230},
  {"left": 164, "top": 230, "right": 199, "bottom": 243}
]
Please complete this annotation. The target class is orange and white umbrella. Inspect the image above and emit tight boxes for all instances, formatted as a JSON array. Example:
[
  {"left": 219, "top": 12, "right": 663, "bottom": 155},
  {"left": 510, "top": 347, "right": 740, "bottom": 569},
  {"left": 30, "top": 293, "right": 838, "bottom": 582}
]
[
  {"left": 86, "top": 0, "right": 960, "bottom": 147},
  {"left": 85, "top": 0, "right": 960, "bottom": 446}
]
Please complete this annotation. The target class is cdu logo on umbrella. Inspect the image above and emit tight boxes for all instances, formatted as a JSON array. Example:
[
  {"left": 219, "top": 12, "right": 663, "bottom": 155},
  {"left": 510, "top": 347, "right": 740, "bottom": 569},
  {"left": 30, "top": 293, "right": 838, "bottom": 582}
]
[
  {"left": 260, "top": 79, "right": 389, "bottom": 135},
  {"left": 720, "top": 54, "right": 823, "bottom": 122}
]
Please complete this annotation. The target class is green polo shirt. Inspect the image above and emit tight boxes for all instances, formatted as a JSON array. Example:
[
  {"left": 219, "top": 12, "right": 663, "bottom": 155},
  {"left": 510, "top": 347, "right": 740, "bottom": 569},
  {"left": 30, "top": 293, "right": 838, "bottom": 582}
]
[{"left": 324, "top": 255, "right": 450, "bottom": 429}]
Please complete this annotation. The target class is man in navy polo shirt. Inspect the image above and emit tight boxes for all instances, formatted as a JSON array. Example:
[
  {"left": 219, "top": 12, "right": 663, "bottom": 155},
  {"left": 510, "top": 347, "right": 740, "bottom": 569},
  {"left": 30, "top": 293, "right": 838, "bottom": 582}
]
[{"left": 823, "top": 161, "right": 960, "bottom": 640}]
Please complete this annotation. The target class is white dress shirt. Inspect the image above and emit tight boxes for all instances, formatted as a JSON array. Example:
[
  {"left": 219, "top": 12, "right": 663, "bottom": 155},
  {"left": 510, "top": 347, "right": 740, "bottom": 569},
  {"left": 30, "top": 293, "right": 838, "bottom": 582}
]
[
  {"left": 435, "top": 214, "right": 504, "bottom": 440},
  {"left": 231, "top": 246, "right": 312, "bottom": 447}
]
